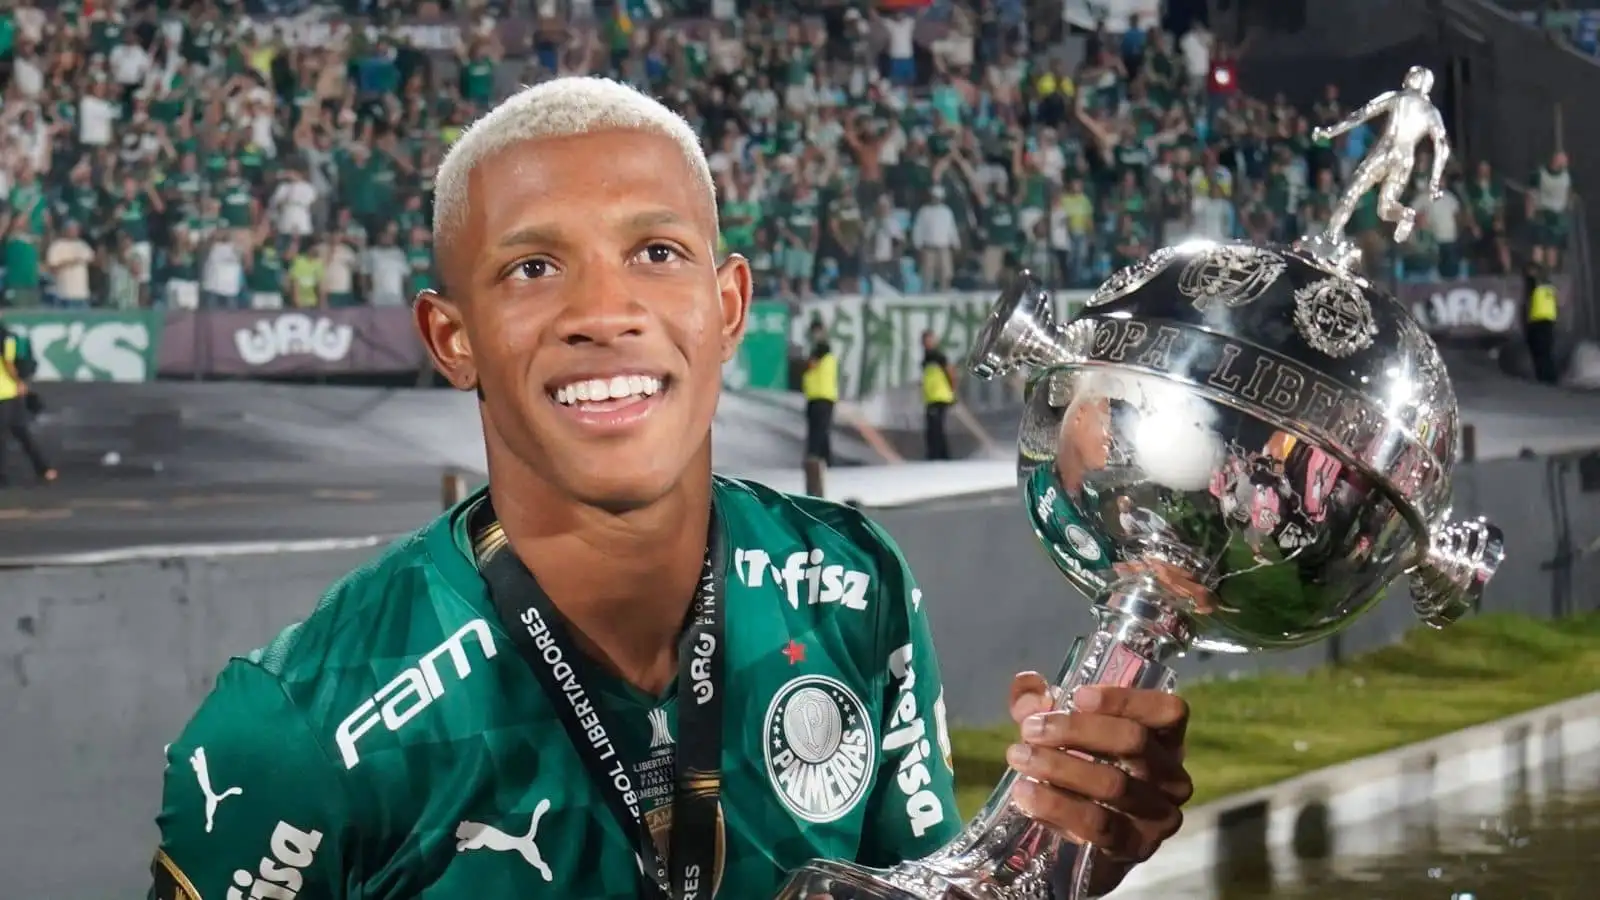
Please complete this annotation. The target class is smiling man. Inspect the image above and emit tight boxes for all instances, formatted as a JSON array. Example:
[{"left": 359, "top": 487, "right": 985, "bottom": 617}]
[{"left": 149, "top": 78, "right": 1193, "bottom": 900}]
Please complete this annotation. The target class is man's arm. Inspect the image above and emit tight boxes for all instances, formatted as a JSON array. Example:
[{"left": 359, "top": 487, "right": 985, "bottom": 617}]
[
  {"left": 855, "top": 519, "right": 962, "bottom": 866},
  {"left": 150, "top": 661, "right": 351, "bottom": 900}
]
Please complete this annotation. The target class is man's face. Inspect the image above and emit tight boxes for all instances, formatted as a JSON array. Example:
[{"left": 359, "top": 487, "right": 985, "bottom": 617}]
[{"left": 418, "top": 129, "right": 751, "bottom": 512}]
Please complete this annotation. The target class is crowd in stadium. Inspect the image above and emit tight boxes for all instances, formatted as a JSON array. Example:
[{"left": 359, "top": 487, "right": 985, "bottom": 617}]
[{"left": 0, "top": 0, "right": 1575, "bottom": 310}]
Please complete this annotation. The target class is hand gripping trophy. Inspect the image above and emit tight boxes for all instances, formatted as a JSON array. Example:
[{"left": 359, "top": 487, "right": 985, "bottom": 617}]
[
  {"left": 1310, "top": 65, "right": 1450, "bottom": 254},
  {"left": 773, "top": 69, "right": 1505, "bottom": 900}
]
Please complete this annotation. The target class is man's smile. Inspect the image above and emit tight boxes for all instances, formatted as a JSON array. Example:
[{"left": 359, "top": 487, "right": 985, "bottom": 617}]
[{"left": 547, "top": 371, "right": 672, "bottom": 433}]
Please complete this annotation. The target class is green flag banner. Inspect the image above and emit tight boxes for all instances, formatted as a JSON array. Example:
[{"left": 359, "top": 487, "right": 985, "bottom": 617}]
[
  {"left": 1, "top": 309, "right": 164, "bottom": 383},
  {"left": 722, "top": 300, "right": 793, "bottom": 391}
]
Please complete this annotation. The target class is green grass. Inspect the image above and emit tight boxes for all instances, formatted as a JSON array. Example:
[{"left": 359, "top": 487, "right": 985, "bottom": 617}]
[{"left": 949, "top": 613, "right": 1600, "bottom": 817}]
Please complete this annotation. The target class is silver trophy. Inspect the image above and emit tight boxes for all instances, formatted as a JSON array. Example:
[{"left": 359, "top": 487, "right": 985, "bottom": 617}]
[{"left": 774, "top": 68, "right": 1504, "bottom": 900}]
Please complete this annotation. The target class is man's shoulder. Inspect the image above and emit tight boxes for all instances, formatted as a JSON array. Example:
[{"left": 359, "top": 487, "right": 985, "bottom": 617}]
[
  {"left": 221, "top": 514, "right": 487, "bottom": 729},
  {"left": 716, "top": 475, "right": 916, "bottom": 611},
  {"left": 718, "top": 475, "right": 899, "bottom": 555}
]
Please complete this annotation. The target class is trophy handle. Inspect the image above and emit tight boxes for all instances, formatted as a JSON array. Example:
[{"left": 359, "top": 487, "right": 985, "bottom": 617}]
[
  {"left": 969, "top": 271, "right": 1064, "bottom": 380},
  {"left": 1410, "top": 518, "right": 1505, "bottom": 627}
]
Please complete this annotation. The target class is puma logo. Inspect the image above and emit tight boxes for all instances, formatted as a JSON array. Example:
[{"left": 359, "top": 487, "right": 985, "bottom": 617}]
[
  {"left": 189, "top": 746, "right": 243, "bottom": 834},
  {"left": 455, "top": 798, "right": 554, "bottom": 882}
]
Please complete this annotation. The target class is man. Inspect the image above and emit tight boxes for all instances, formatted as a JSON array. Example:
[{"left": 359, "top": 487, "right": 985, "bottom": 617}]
[
  {"left": 921, "top": 329, "right": 956, "bottom": 460},
  {"left": 0, "top": 314, "right": 56, "bottom": 487},
  {"left": 801, "top": 319, "right": 838, "bottom": 466},
  {"left": 1528, "top": 151, "right": 1572, "bottom": 272},
  {"left": 149, "top": 78, "right": 1192, "bottom": 900},
  {"left": 1524, "top": 262, "right": 1560, "bottom": 385}
]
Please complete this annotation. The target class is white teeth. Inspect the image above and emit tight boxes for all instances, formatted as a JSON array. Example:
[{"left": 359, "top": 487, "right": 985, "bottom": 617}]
[{"left": 554, "top": 375, "right": 663, "bottom": 406}]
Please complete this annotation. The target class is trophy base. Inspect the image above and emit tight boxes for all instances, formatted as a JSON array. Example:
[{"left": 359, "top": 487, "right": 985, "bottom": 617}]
[{"left": 774, "top": 858, "right": 981, "bottom": 900}]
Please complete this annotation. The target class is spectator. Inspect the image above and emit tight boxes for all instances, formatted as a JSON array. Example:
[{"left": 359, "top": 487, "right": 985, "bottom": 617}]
[
  {"left": 363, "top": 224, "right": 410, "bottom": 308},
  {"left": 913, "top": 185, "right": 959, "bottom": 291},
  {"left": 1425, "top": 174, "right": 1466, "bottom": 279},
  {"left": 0, "top": 0, "right": 1553, "bottom": 316},
  {"left": 1465, "top": 160, "right": 1512, "bottom": 274},
  {"left": 44, "top": 221, "right": 93, "bottom": 308},
  {"left": 1528, "top": 150, "right": 1573, "bottom": 271},
  {"left": 0, "top": 311, "right": 56, "bottom": 487}
]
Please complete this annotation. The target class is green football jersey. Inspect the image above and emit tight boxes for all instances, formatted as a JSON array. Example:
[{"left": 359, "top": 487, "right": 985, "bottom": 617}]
[{"left": 150, "top": 476, "right": 961, "bottom": 900}]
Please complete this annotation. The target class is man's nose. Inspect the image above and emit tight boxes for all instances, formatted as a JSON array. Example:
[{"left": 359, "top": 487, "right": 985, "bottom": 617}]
[{"left": 553, "top": 270, "right": 649, "bottom": 347}]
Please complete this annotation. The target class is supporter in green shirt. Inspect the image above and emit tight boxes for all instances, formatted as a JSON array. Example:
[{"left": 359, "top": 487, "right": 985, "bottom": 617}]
[
  {"left": 2, "top": 222, "right": 43, "bottom": 308},
  {"left": 9, "top": 172, "right": 50, "bottom": 236},
  {"left": 112, "top": 177, "right": 160, "bottom": 247},
  {"left": 166, "top": 153, "right": 207, "bottom": 215},
  {"left": 247, "top": 243, "right": 288, "bottom": 303},
  {"left": 396, "top": 194, "right": 428, "bottom": 235},
  {"left": 404, "top": 227, "right": 434, "bottom": 297},
  {"left": 458, "top": 38, "right": 498, "bottom": 106},
  {"left": 718, "top": 186, "right": 761, "bottom": 255},
  {"left": 215, "top": 160, "right": 256, "bottom": 230},
  {"left": 1112, "top": 215, "right": 1151, "bottom": 269}
]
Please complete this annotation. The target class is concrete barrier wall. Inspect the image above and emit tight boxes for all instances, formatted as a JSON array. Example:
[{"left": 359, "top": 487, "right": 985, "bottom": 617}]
[{"left": 1, "top": 455, "right": 1596, "bottom": 898}]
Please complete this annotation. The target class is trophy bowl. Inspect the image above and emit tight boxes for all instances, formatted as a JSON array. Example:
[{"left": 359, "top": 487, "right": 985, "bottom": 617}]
[{"left": 997, "top": 241, "right": 1506, "bottom": 653}]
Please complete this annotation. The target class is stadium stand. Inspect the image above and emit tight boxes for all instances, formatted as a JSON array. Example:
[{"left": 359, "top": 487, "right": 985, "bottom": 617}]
[{"left": 0, "top": 0, "right": 1559, "bottom": 311}]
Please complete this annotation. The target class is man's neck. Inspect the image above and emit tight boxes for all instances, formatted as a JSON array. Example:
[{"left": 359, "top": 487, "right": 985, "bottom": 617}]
[{"left": 487, "top": 453, "right": 714, "bottom": 697}]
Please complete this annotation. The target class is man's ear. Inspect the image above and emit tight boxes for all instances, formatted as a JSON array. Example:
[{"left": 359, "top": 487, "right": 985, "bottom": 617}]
[
  {"left": 715, "top": 253, "right": 754, "bottom": 363},
  {"left": 413, "top": 289, "right": 478, "bottom": 393}
]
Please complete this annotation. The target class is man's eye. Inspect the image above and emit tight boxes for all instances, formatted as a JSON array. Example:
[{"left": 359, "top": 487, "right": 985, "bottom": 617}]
[
  {"left": 640, "top": 244, "right": 681, "bottom": 264},
  {"left": 512, "top": 259, "right": 551, "bottom": 280}
]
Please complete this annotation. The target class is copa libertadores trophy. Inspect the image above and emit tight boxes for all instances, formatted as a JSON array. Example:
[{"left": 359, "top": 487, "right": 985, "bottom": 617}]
[{"left": 774, "top": 67, "right": 1505, "bottom": 900}]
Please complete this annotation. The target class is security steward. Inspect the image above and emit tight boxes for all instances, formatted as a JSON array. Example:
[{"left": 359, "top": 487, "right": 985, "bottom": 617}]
[
  {"left": 921, "top": 329, "right": 956, "bottom": 460},
  {"left": 1524, "top": 262, "right": 1560, "bottom": 385},
  {"left": 0, "top": 316, "right": 57, "bottom": 487},
  {"left": 801, "top": 320, "right": 838, "bottom": 465}
]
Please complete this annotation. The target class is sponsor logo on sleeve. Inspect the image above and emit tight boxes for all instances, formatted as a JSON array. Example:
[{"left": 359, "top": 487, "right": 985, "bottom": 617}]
[
  {"left": 190, "top": 746, "right": 244, "bottom": 834},
  {"left": 335, "top": 618, "right": 497, "bottom": 769},
  {"left": 763, "top": 675, "right": 875, "bottom": 823},
  {"left": 228, "top": 821, "right": 323, "bottom": 900},
  {"left": 733, "top": 547, "right": 870, "bottom": 611},
  {"left": 883, "top": 643, "right": 948, "bottom": 838}
]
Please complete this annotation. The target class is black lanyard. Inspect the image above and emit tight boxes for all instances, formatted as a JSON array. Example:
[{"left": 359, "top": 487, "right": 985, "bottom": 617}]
[{"left": 471, "top": 496, "right": 726, "bottom": 900}]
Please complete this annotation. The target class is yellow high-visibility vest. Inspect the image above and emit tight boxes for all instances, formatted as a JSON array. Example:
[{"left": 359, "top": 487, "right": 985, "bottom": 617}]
[
  {"left": 0, "top": 337, "right": 19, "bottom": 401},
  {"left": 922, "top": 359, "right": 954, "bottom": 405},
  {"left": 1529, "top": 283, "right": 1558, "bottom": 322},
  {"left": 802, "top": 351, "right": 839, "bottom": 402}
]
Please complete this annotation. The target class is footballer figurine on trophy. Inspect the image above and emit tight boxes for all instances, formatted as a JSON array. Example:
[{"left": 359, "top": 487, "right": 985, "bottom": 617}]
[{"left": 774, "top": 66, "right": 1503, "bottom": 900}]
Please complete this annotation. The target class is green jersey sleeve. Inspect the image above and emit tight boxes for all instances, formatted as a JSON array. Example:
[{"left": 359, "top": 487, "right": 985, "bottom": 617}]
[
  {"left": 150, "top": 660, "right": 351, "bottom": 900},
  {"left": 855, "top": 519, "right": 963, "bottom": 867}
]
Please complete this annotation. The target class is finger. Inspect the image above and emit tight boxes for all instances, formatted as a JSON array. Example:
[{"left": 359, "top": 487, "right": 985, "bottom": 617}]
[
  {"left": 1009, "top": 671, "right": 1054, "bottom": 724},
  {"left": 1021, "top": 710, "right": 1151, "bottom": 758},
  {"left": 1011, "top": 779, "right": 1136, "bottom": 860},
  {"left": 1126, "top": 736, "right": 1194, "bottom": 805},
  {"left": 1006, "top": 744, "right": 1180, "bottom": 824},
  {"left": 1074, "top": 686, "right": 1189, "bottom": 736}
]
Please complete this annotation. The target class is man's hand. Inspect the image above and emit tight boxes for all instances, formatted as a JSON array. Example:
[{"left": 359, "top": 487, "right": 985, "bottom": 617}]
[{"left": 1002, "top": 672, "right": 1193, "bottom": 889}]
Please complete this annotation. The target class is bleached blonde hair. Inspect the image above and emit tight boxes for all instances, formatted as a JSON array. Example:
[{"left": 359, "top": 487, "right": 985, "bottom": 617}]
[{"left": 432, "top": 77, "right": 718, "bottom": 260}]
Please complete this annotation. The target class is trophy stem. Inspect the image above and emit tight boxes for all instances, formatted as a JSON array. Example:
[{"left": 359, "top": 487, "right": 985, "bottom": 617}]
[
  {"left": 911, "top": 576, "right": 1191, "bottom": 898},
  {"left": 772, "top": 577, "right": 1193, "bottom": 900}
]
